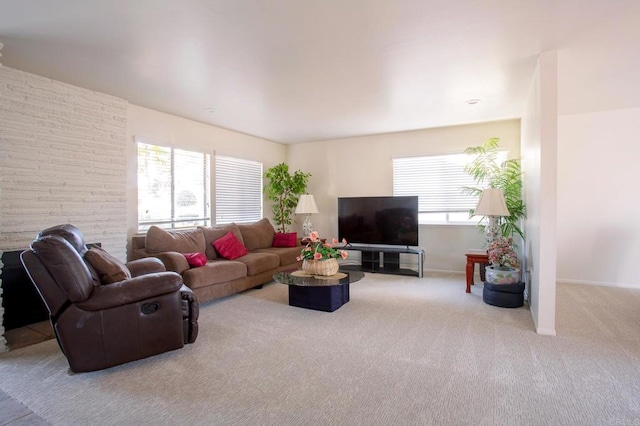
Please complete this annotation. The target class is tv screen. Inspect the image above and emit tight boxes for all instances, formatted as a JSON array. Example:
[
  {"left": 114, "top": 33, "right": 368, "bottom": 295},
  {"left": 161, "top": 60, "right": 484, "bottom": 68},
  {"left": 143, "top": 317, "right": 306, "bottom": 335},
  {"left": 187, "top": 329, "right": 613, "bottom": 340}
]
[{"left": 338, "top": 196, "right": 419, "bottom": 246}]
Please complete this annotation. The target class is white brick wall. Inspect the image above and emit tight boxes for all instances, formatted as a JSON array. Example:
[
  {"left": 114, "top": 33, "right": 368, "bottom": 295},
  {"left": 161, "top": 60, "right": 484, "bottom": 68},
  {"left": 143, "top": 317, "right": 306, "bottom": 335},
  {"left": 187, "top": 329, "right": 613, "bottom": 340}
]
[{"left": 0, "top": 66, "right": 128, "bottom": 258}]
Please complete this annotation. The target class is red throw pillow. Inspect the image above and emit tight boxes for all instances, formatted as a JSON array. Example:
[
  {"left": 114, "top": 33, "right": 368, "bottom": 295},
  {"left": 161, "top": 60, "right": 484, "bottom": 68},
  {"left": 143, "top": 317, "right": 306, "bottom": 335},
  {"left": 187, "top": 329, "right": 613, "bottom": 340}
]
[
  {"left": 273, "top": 232, "right": 297, "bottom": 247},
  {"left": 213, "top": 231, "right": 248, "bottom": 260},
  {"left": 183, "top": 252, "right": 207, "bottom": 268}
]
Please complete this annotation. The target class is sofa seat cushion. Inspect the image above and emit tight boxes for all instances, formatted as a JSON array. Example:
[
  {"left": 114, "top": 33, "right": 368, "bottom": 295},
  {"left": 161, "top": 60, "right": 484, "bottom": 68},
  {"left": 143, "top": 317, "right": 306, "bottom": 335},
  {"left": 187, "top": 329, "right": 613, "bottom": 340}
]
[
  {"left": 236, "top": 252, "right": 280, "bottom": 276},
  {"left": 237, "top": 218, "right": 275, "bottom": 251},
  {"left": 181, "top": 260, "right": 247, "bottom": 289},
  {"left": 253, "top": 246, "right": 302, "bottom": 267},
  {"left": 146, "top": 226, "right": 206, "bottom": 254}
]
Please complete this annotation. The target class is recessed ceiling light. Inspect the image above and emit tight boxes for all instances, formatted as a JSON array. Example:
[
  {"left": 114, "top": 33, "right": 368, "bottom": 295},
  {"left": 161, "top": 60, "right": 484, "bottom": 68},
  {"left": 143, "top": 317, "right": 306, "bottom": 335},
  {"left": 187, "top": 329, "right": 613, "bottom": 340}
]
[
  {"left": 465, "top": 99, "right": 481, "bottom": 105},
  {"left": 204, "top": 108, "right": 217, "bottom": 114}
]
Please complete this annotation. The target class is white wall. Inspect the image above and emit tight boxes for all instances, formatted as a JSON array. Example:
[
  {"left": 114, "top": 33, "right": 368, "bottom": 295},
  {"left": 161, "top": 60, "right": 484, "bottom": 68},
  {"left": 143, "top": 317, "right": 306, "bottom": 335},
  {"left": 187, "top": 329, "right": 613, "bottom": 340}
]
[
  {"left": 125, "top": 105, "right": 287, "bottom": 255},
  {"left": 554, "top": 5, "right": 640, "bottom": 289},
  {"left": 557, "top": 108, "right": 640, "bottom": 287},
  {"left": 0, "top": 67, "right": 128, "bottom": 258},
  {"left": 521, "top": 52, "right": 558, "bottom": 336},
  {"left": 287, "top": 119, "right": 521, "bottom": 273}
]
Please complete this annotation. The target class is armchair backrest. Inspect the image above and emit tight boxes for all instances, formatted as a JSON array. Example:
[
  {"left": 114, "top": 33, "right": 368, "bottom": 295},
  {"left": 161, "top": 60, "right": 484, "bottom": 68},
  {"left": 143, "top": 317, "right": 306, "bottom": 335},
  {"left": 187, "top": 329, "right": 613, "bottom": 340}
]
[
  {"left": 30, "top": 235, "right": 94, "bottom": 303},
  {"left": 37, "top": 224, "right": 88, "bottom": 256},
  {"left": 23, "top": 225, "right": 95, "bottom": 319}
]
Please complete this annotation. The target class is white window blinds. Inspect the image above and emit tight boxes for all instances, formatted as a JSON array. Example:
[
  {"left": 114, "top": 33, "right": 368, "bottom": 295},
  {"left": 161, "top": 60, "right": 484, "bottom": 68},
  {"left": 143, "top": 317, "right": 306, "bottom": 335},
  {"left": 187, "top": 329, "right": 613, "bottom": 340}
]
[
  {"left": 137, "top": 141, "right": 211, "bottom": 230},
  {"left": 215, "top": 155, "right": 263, "bottom": 224},
  {"left": 393, "top": 151, "right": 507, "bottom": 213}
]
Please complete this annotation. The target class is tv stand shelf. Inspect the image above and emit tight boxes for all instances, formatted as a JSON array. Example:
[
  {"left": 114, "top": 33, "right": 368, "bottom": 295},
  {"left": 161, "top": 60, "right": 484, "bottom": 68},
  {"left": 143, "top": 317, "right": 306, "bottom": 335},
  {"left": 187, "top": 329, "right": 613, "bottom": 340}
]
[{"left": 339, "top": 245, "right": 424, "bottom": 278}]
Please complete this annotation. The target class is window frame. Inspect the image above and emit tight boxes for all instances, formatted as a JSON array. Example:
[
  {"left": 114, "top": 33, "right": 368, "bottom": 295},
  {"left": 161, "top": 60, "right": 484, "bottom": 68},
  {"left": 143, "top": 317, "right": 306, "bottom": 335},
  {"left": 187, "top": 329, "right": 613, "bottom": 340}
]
[{"left": 136, "top": 138, "right": 211, "bottom": 231}]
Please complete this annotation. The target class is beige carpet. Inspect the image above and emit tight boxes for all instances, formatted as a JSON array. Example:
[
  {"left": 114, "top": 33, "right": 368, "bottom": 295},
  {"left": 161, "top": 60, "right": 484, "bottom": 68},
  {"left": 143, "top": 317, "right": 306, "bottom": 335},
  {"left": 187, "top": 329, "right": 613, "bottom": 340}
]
[{"left": 0, "top": 273, "right": 639, "bottom": 425}]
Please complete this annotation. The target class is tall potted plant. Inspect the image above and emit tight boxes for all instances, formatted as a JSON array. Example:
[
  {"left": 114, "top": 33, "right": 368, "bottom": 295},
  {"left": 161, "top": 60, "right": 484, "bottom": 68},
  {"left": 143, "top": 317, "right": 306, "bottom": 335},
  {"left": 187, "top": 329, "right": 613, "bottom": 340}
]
[
  {"left": 463, "top": 138, "right": 525, "bottom": 240},
  {"left": 264, "top": 163, "right": 311, "bottom": 233}
]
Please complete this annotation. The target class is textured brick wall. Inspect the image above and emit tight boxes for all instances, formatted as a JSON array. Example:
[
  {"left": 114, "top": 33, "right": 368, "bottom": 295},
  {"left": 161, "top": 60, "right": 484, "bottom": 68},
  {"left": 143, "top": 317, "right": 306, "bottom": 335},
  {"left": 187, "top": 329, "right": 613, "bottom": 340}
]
[{"left": 0, "top": 66, "right": 128, "bottom": 259}]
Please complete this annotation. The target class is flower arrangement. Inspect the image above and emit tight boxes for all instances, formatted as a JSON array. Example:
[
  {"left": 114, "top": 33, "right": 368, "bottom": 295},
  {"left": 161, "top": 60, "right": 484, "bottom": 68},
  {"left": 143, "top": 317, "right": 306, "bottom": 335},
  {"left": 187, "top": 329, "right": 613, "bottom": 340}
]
[
  {"left": 487, "top": 236, "right": 519, "bottom": 269},
  {"left": 297, "top": 231, "right": 348, "bottom": 261}
]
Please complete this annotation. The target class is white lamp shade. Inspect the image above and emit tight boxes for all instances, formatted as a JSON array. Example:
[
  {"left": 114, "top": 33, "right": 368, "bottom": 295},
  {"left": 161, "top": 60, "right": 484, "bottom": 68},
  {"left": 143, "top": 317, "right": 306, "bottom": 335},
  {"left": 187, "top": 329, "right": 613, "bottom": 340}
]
[
  {"left": 295, "top": 194, "right": 319, "bottom": 214},
  {"left": 474, "top": 188, "right": 510, "bottom": 217}
]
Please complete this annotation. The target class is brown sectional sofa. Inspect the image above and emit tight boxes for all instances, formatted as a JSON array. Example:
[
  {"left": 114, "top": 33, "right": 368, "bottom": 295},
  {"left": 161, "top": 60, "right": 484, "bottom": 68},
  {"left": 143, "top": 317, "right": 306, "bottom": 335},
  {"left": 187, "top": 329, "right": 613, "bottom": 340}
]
[{"left": 131, "top": 218, "right": 302, "bottom": 303}]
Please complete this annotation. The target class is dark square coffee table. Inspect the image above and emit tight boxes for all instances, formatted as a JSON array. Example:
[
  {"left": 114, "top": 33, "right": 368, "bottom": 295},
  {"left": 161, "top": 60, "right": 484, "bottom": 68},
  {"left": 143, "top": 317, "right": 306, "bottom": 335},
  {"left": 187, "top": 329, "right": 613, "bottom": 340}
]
[{"left": 273, "top": 269, "right": 365, "bottom": 312}]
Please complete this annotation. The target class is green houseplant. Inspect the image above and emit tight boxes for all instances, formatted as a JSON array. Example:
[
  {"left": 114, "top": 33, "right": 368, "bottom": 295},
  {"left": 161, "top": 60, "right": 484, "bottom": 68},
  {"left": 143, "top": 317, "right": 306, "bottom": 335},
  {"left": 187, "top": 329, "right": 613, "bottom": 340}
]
[
  {"left": 463, "top": 138, "right": 525, "bottom": 240},
  {"left": 264, "top": 163, "right": 311, "bottom": 233}
]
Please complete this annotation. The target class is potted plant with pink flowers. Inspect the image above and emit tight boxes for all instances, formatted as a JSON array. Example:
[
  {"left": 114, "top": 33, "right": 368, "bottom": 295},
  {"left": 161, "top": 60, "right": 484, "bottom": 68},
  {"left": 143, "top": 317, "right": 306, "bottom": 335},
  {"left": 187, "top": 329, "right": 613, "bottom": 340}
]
[
  {"left": 486, "top": 236, "right": 520, "bottom": 284},
  {"left": 297, "top": 231, "right": 348, "bottom": 276}
]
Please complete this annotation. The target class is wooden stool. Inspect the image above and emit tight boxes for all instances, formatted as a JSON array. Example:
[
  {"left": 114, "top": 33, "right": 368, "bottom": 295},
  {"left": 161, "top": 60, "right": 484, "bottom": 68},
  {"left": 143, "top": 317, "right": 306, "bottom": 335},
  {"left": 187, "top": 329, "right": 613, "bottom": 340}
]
[{"left": 465, "top": 250, "right": 489, "bottom": 293}]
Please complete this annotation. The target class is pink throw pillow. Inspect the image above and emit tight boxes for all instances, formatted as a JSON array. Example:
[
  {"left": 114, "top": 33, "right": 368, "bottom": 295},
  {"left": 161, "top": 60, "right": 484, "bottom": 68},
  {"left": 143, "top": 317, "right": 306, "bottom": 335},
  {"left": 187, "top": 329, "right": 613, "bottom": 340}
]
[
  {"left": 273, "top": 232, "right": 297, "bottom": 248},
  {"left": 213, "top": 231, "right": 248, "bottom": 260},
  {"left": 183, "top": 252, "right": 207, "bottom": 268}
]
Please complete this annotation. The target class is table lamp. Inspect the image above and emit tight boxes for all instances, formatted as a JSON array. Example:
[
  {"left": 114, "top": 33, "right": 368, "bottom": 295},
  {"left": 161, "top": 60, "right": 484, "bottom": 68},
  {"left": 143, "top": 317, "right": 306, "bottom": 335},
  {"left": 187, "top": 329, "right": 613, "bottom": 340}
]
[
  {"left": 295, "top": 194, "right": 319, "bottom": 236},
  {"left": 474, "top": 188, "right": 510, "bottom": 247}
]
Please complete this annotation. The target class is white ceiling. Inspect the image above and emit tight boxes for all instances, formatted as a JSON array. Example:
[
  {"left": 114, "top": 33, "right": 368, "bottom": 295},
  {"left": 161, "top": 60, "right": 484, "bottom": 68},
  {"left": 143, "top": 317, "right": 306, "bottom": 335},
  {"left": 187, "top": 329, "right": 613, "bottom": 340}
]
[{"left": 0, "top": 0, "right": 625, "bottom": 144}]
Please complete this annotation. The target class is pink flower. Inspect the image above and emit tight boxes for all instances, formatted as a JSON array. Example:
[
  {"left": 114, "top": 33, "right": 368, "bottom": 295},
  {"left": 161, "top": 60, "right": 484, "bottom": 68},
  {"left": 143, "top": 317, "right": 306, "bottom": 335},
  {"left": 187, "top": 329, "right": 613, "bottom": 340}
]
[
  {"left": 340, "top": 250, "right": 348, "bottom": 259},
  {"left": 323, "top": 243, "right": 332, "bottom": 248},
  {"left": 332, "top": 238, "right": 339, "bottom": 245},
  {"left": 342, "top": 238, "right": 347, "bottom": 245},
  {"left": 313, "top": 252, "right": 322, "bottom": 260},
  {"left": 296, "top": 256, "right": 302, "bottom": 261},
  {"left": 310, "top": 231, "right": 319, "bottom": 242}
]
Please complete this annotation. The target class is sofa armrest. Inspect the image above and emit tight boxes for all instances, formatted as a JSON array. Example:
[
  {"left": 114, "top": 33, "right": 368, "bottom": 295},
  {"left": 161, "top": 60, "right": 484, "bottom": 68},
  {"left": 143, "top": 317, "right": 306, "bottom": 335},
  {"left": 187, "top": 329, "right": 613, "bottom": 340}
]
[
  {"left": 132, "top": 250, "right": 190, "bottom": 275},
  {"left": 76, "top": 272, "right": 183, "bottom": 311},
  {"left": 152, "top": 252, "right": 190, "bottom": 274},
  {"left": 126, "top": 257, "right": 166, "bottom": 277}
]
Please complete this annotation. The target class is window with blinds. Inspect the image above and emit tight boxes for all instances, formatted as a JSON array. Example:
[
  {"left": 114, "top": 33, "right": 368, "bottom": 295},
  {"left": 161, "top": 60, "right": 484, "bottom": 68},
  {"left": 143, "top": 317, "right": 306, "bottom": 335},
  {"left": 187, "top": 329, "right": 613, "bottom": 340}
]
[
  {"left": 215, "top": 155, "right": 263, "bottom": 224},
  {"left": 137, "top": 140, "right": 211, "bottom": 231},
  {"left": 393, "top": 151, "right": 507, "bottom": 224}
]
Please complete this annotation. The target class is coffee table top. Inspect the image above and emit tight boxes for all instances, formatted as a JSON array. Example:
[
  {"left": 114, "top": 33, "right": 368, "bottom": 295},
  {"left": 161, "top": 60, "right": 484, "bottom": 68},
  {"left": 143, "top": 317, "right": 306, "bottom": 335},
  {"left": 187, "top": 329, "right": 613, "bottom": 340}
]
[{"left": 273, "top": 269, "right": 365, "bottom": 287}]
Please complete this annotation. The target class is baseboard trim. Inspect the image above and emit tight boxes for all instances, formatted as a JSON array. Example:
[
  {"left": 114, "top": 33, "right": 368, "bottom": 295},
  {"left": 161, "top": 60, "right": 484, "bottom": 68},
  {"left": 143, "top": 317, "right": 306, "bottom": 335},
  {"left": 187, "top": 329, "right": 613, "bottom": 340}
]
[{"left": 557, "top": 278, "right": 640, "bottom": 290}]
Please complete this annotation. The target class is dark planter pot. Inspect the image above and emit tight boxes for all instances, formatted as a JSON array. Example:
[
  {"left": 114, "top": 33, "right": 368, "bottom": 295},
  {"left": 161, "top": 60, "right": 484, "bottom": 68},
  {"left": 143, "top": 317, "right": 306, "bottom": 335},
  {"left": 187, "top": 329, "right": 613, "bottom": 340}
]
[{"left": 483, "top": 281, "right": 525, "bottom": 308}]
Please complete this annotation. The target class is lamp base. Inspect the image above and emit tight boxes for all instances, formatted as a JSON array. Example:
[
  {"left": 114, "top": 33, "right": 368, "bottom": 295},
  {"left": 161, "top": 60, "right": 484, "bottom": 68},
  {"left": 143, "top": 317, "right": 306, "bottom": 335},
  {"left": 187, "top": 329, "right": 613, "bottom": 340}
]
[
  {"left": 302, "top": 215, "right": 313, "bottom": 236},
  {"left": 485, "top": 215, "right": 501, "bottom": 247}
]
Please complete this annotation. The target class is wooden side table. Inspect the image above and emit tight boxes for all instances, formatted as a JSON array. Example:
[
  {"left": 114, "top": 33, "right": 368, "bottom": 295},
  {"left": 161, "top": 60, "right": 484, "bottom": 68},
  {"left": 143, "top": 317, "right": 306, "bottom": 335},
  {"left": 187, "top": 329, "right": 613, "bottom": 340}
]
[{"left": 465, "top": 250, "right": 489, "bottom": 293}]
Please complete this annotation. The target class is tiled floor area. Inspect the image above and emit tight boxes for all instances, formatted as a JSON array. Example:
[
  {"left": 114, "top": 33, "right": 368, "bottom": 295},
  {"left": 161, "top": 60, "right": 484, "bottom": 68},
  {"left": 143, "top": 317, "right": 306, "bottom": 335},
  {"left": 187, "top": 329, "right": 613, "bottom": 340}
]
[
  {"left": 1, "top": 322, "right": 54, "bottom": 425},
  {"left": 4, "top": 321, "right": 55, "bottom": 351}
]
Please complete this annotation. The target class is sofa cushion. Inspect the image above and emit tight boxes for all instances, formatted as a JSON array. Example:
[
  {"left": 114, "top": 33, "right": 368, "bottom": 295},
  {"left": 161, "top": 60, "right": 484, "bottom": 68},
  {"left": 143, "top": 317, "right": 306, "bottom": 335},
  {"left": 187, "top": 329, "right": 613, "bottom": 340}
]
[
  {"left": 146, "top": 226, "right": 206, "bottom": 254},
  {"left": 181, "top": 260, "right": 247, "bottom": 289},
  {"left": 183, "top": 252, "right": 208, "bottom": 268},
  {"left": 84, "top": 246, "right": 132, "bottom": 284},
  {"left": 213, "top": 231, "right": 249, "bottom": 260},
  {"left": 235, "top": 252, "right": 280, "bottom": 276},
  {"left": 273, "top": 232, "right": 298, "bottom": 248},
  {"left": 237, "top": 218, "right": 275, "bottom": 251},
  {"left": 200, "top": 224, "right": 244, "bottom": 260},
  {"left": 254, "top": 246, "right": 303, "bottom": 267}
]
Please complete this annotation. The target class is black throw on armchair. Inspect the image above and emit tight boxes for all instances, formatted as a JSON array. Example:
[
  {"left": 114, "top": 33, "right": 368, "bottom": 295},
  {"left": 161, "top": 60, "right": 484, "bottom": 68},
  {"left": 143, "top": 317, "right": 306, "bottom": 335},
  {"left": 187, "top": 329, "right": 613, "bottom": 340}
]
[{"left": 20, "top": 224, "right": 199, "bottom": 373}]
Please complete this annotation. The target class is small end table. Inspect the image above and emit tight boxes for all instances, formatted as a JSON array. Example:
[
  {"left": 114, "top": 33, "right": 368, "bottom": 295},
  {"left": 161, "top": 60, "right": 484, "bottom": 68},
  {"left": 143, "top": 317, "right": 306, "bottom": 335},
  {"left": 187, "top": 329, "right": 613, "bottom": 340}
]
[{"left": 465, "top": 250, "right": 489, "bottom": 293}]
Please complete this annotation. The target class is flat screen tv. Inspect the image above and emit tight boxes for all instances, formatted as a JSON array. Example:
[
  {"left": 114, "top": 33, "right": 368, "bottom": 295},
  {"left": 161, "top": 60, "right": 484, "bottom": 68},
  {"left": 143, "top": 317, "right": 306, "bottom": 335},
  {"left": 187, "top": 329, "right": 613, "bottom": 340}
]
[{"left": 338, "top": 196, "right": 419, "bottom": 246}]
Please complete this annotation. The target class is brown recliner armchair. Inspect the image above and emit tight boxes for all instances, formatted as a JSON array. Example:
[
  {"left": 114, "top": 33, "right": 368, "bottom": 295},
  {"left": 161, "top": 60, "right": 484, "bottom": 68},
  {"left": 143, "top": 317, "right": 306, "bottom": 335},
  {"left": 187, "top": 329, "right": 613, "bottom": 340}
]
[{"left": 21, "top": 224, "right": 199, "bottom": 373}]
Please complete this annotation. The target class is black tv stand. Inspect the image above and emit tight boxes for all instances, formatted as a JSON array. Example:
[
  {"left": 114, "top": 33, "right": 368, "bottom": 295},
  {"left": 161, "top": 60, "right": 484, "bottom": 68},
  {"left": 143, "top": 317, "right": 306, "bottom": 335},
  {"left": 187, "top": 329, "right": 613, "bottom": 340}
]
[{"left": 339, "top": 245, "right": 424, "bottom": 278}]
